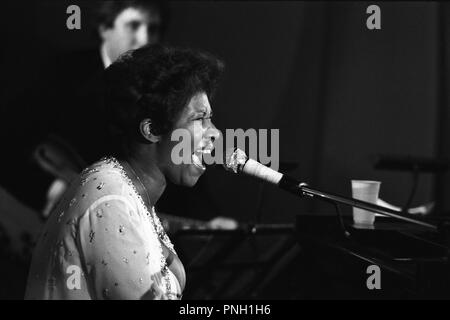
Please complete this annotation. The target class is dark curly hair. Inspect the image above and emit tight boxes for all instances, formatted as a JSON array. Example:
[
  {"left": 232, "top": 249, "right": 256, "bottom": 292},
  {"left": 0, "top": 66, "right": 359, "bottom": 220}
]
[{"left": 104, "top": 44, "right": 224, "bottom": 147}]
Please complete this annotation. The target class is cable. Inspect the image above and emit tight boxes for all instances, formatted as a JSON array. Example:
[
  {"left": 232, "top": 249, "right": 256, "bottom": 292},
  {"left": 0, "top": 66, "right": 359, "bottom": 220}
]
[{"left": 332, "top": 201, "right": 351, "bottom": 239}]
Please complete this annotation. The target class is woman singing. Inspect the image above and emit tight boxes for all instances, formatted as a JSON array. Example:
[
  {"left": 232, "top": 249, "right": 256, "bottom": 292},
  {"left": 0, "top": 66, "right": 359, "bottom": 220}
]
[{"left": 25, "top": 44, "right": 223, "bottom": 299}]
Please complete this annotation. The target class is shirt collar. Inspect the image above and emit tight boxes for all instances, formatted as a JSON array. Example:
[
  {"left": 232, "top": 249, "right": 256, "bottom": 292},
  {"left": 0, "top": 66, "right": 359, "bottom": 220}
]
[{"left": 100, "top": 43, "right": 112, "bottom": 69}]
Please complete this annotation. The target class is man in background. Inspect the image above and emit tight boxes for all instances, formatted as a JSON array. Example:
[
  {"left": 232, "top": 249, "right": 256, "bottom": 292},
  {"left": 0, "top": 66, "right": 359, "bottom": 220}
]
[
  {"left": 0, "top": 1, "right": 166, "bottom": 216},
  {"left": 97, "top": 1, "right": 165, "bottom": 68},
  {"left": 49, "top": 0, "right": 166, "bottom": 170},
  {"left": 0, "top": 1, "right": 167, "bottom": 298},
  {"left": 2, "top": 0, "right": 236, "bottom": 228}
]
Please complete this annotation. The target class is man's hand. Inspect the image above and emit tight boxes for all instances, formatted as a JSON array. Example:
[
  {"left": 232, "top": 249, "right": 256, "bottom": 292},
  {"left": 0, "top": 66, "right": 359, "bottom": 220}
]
[
  {"left": 376, "top": 198, "right": 434, "bottom": 216},
  {"left": 206, "top": 216, "right": 239, "bottom": 230},
  {"left": 42, "top": 178, "right": 68, "bottom": 218}
]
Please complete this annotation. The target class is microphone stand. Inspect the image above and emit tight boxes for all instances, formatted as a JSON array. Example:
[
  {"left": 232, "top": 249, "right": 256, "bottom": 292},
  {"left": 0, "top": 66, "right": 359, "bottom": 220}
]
[
  {"left": 284, "top": 180, "right": 439, "bottom": 231},
  {"left": 223, "top": 148, "right": 438, "bottom": 231}
]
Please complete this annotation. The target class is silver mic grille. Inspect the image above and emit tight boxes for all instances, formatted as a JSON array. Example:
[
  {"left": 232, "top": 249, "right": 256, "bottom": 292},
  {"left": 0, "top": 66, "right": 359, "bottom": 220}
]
[{"left": 223, "top": 148, "right": 248, "bottom": 173}]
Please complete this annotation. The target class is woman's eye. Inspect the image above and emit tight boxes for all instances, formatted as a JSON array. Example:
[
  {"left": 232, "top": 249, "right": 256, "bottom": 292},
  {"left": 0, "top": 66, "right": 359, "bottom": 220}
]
[
  {"left": 129, "top": 21, "right": 141, "bottom": 31},
  {"left": 193, "top": 115, "right": 212, "bottom": 122}
]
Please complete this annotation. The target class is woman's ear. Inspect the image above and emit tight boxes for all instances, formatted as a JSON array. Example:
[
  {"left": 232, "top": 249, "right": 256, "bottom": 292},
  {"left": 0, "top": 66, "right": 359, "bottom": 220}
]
[{"left": 139, "top": 119, "right": 160, "bottom": 143}]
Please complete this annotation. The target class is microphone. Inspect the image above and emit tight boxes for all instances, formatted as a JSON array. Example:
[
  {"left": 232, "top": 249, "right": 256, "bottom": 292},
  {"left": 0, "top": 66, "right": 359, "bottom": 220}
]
[
  {"left": 222, "top": 148, "right": 438, "bottom": 230},
  {"left": 222, "top": 148, "right": 305, "bottom": 197}
]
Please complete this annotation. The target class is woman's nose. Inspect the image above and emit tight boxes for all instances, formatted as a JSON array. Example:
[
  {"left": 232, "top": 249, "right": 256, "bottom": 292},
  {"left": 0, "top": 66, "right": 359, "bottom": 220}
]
[{"left": 207, "top": 123, "right": 221, "bottom": 143}]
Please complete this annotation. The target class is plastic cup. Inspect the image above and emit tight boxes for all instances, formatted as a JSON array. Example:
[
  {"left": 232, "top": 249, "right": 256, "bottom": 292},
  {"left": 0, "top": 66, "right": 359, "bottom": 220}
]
[{"left": 351, "top": 180, "right": 381, "bottom": 226}]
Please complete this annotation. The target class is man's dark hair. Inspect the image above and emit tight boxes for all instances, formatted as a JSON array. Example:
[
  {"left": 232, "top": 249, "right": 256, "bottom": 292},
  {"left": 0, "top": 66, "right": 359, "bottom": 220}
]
[
  {"left": 94, "top": 1, "right": 169, "bottom": 37},
  {"left": 104, "top": 44, "right": 224, "bottom": 148}
]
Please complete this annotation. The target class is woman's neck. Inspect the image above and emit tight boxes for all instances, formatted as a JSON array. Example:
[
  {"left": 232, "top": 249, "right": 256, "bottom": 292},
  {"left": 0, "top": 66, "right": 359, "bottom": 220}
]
[{"left": 121, "top": 152, "right": 167, "bottom": 206}]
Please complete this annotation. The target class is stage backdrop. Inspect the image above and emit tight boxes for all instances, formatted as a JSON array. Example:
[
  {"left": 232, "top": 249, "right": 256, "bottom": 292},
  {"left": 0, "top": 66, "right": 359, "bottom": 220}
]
[
  {"left": 160, "top": 1, "right": 441, "bottom": 222},
  {"left": 1, "top": 1, "right": 445, "bottom": 224}
]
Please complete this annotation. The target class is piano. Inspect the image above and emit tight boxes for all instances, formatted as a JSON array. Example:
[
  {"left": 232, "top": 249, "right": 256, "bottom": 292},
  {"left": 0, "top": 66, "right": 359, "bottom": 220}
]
[{"left": 295, "top": 214, "right": 450, "bottom": 299}]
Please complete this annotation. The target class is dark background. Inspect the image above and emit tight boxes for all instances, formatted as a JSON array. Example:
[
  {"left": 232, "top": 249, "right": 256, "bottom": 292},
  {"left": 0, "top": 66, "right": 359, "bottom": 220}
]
[
  {"left": 1, "top": 0, "right": 450, "bottom": 300},
  {"left": 163, "top": 1, "right": 449, "bottom": 222},
  {"left": 1, "top": 1, "right": 448, "bottom": 224},
  {"left": 2, "top": 2, "right": 450, "bottom": 299}
]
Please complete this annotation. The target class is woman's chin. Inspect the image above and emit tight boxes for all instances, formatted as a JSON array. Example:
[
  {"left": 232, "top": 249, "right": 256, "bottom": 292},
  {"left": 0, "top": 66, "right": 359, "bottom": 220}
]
[{"left": 178, "top": 164, "right": 206, "bottom": 187}]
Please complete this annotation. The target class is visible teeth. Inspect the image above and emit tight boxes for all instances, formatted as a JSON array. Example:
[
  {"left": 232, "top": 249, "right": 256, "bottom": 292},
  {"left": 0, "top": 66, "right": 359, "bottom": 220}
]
[{"left": 194, "top": 149, "right": 212, "bottom": 154}]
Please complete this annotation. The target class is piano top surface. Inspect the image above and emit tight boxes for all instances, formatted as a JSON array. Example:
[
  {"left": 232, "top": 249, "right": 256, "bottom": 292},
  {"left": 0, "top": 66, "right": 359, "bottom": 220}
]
[{"left": 296, "top": 214, "right": 450, "bottom": 263}]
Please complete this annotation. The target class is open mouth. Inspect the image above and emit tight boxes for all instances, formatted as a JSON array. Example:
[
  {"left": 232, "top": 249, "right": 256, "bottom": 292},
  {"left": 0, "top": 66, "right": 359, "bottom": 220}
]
[{"left": 191, "top": 148, "right": 212, "bottom": 171}]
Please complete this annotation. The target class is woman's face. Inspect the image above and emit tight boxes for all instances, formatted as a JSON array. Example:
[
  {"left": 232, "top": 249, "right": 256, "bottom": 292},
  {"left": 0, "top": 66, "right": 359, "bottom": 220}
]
[{"left": 158, "top": 92, "right": 220, "bottom": 187}]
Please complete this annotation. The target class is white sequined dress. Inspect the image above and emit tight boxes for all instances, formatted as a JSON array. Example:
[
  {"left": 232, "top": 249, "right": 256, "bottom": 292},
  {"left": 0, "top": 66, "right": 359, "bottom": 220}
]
[{"left": 25, "top": 157, "right": 184, "bottom": 300}]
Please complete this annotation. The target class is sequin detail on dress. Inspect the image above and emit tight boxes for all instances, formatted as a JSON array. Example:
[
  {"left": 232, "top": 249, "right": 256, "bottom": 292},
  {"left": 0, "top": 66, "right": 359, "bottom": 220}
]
[{"left": 103, "top": 156, "right": 176, "bottom": 297}]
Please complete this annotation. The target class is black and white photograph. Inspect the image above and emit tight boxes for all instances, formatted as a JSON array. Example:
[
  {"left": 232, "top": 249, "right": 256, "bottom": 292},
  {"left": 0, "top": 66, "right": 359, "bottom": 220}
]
[{"left": 0, "top": 0, "right": 450, "bottom": 303}]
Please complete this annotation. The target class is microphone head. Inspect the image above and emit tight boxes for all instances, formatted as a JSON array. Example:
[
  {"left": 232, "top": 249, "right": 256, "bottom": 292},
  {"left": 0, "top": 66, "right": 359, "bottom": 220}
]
[{"left": 223, "top": 148, "right": 248, "bottom": 173}]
